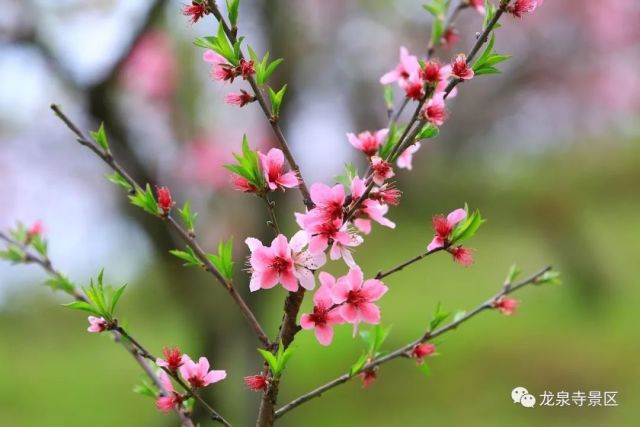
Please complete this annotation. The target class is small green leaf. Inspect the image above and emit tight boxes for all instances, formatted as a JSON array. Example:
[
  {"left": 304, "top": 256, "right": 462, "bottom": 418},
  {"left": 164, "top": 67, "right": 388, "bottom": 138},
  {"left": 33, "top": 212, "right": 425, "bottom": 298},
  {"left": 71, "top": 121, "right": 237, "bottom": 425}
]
[
  {"left": 90, "top": 123, "right": 109, "bottom": 152},
  {"left": 109, "top": 284, "right": 127, "bottom": 315},
  {"left": 179, "top": 201, "right": 198, "bottom": 233},
  {"left": 226, "top": 0, "right": 240, "bottom": 26},
  {"left": 31, "top": 235, "right": 48, "bottom": 257},
  {"left": 383, "top": 85, "right": 395, "bottom": 111},
  {"left": 452, "top": 310, "right": 467, "bottom": 323},
  {"left": 536, "top": 271, "right": 561, "bottom": 285},
  {"left": 350, "top": 352, "right": 368, "bottom": 376},
  {"left": 415, "top": 123, "right": 439, "bottom": 140},
  {"left": 62, "top": 301, "right": 103, "bottom": 316},
  {"left": 505, "top": 264, "right": 521, "bottom": 285},
  {"left": 418, "top": 361, "right": 432, "bottom": 377},
  {"left": 268, "top": 84, "right": 287, "bottom": 118},
  {"left": 257, "top": 348, "right": 279, "bottom": 374},
  {"left": 0, "top": 246, "right": 25, "bottom": 263},
  {"left": 429, "top": 302, "right": 450, "bottom": 331},
  {"left": 133, "top": 380, "right": 158, "bottom": 398},
  {"left": 170, "top": 247, "right": 204, "bottom": 268},
  {"left": 106, "top": 172, "right": 133, "bottom": 191},
  {"left": 45, "top": 275, "right": 76, "bottom": 294},
  {"left": 207, "top": 239, "right": 234, "bottom": 281},
  {"left": 450, "top": 209, "right": 485, "bottom": 243},
  {"left": 129, "top": 184, "right": 159, "bottom": 216}
]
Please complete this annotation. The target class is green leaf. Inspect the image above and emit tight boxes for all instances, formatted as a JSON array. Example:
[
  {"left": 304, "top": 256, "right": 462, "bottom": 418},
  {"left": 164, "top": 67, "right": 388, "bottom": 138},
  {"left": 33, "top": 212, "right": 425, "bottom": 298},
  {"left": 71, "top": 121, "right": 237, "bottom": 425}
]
[
  {"left": 45, "top": 275, "right": 76, "bottom": 294},
  {"left": 418, "top": 361, "right": 432, "bottom": 377},
  {"left": 90, "top": 122, "right": 109, "bottom": 152},
  {"left": 505, "top": 264, "right": 521, "bottom": 285},
  {"left": 31, "top": 235, "right": 48, "bottom": 257},
  {"left": 278, "top": 345, "right": 296, "bottom": 374},
  {"left": 179, "top": 201, "right": 198, "bottom": 233},
  {"left": 62, "top": 301, "right": 102, "bottom": 316},
  {"left": 109, "top": 284, "right": 127, "bottom": 315},
  {"left": 359, "top": 324, "right": 391, "bottom": 357},
  {"left": 350, "top": 352, "right": 369, "bottom": 376},
  {"left": 334, "top": 163, "right": 359, "bottom": 188},
  {"left": 473, "top": 34, "right": 510, "bottom": 75},
  {"left": 383, "top": 85, "right": 394, "bottom": 111},
  {"left": 415, "top": 123, "right": 439, "bottom": 140},
  {"left": 536, "top": 271, "right": 561, "bottom": 285},
  {"left": 224, "top": 135, "right": 264, "bottom": 190},
  {"left": 170, "top": 246, "right": 204, "bottom": 268},
  {"left": 207, "top": 239, "right": 234, "bottom": 281},
  {"left": 452, "top": 310, "right": 467, "bottom": 323},
  {"left": 194, "top": 24, "right": 238, "bottom": 65},
  {"left": 129, "top": 184, "right": 159, "bottom": 216},
  {"left": 429, "top": 302, "right": 450, "bottom": 331},
  {"left": 450, "top": 209, "right": 486, "bottom": 243},
  {"left": 226, "top": 0, "right": 240, "bottom": 26},
  {"left": 106, "top": 172, "right": 133, "bottom": 191},
  {"left": 0, "top": 246, "right": 25, "bottom": 263},
  {"left": 257, "top": 348, "right": 279, "bottom": 374},
  {"left": 430, "top": 16, "right": 444, "bottom": 48},
  {"left": 268, "top": 84, "right": 287, "bottom": 118},
  {"left": 133, "top": 380, "right": 158, "bottom": 398}
]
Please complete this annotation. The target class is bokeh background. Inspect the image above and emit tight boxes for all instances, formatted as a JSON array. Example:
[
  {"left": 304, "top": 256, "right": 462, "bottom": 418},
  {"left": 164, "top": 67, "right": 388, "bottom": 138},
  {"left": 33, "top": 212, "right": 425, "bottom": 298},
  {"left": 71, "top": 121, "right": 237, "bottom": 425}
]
[{"left": 1, "top": 0, "right": 639, "bottom": 426}]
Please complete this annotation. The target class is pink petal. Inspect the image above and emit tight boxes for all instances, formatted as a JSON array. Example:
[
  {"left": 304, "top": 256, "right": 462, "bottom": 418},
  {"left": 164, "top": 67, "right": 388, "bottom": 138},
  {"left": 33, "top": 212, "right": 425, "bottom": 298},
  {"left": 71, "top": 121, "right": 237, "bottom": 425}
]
[
  {"left": 309, "top": 235, "right": 328, "bottom": 254},
  {"left": 310, "top": 183, "right": 332, "bottom": 205},
  {"left": 258, "top": 269, "right": 279, "bottom": 289},
  {"left": 266, "top": 148, "right": 285, "bottom": 170},
  {"left": 280, "top": 269, "right": 299, "bottom": 292},
  {"left": 331, "top": 281, "right": 351, "bottom": 304},
  {"left": 447, "top": 208, "right": 467, "bottom": 226},
  {"left": 315, "top": 325, "right": 334, "bottom": 346},
  {"left": 203, "top": 50, "right": 225, "bottom": 65},
  {"left": 339, "top": 304, "right": 359, "bottom": 323},
  {"left": 251, "top": 246, "right": 274, "bottom": 270},
  {"left": 359, "top": 303, "right": 381, "bottom": 324},
  {"left": 318, "top": 272, "right": 336, "bottom": 289},
  {"left": 295, "top": 267, "right": 315, "bottom": 290},
  {"left": 380, "top": 70, "right": 400, "bottom": 85},
  {"left": 278, "top": 172, "right": 299, "bottom": 188},
  {"left": 346, "top": 266, "right": 364, "bottom": 289},
  {"left": 203, "top": 370, "right": 227, "bottom": 385},
  {"left": 427, "top": 236, "right": 444, "bottom": 252},
  {"left": 245, "top": 237, "right": 263, "bottom": 252},
  {"left": 300, "top": 314, "right": 315, "bottom": 330},
  {"left": 354, "top": 218, "right": 372, "bottom": 235},
  {"left": 362, "top": 280, "right": 388, "bottom": 301},
  {"left": 271, "top": 234, "right": 290, "bottom": 258}
]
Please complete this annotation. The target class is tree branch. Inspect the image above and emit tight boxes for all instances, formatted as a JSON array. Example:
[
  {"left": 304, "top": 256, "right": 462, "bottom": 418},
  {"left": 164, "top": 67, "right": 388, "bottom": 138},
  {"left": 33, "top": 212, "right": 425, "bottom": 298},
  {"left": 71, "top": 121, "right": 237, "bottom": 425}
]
[
  {"left": 275, "top": 265, "right": 553, "bottom": 418},
  {"left": 49, "top": 105, "right": 270, "bottom": 347}
]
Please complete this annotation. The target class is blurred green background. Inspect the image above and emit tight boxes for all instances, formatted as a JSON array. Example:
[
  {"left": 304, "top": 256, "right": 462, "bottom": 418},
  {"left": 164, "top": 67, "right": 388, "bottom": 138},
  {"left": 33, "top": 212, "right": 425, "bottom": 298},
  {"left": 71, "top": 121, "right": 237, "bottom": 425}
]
[{"left": 1, "top": 0, "right": 639, "bottom": 426}]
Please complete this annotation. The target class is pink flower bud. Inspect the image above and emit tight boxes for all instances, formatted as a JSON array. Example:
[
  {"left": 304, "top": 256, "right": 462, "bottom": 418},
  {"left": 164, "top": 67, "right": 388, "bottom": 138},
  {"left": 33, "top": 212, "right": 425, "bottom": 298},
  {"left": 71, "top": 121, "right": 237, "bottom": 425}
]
[
  {"left": 238, "top": 59, "right": 256, "bottom": 79},
  {"left": 370, "top": 156, "right": 394, "bottom": 186},
  {"left": 232, "top": 175, "right": 259, "bottom": 193},
  {"left": 87, "top": 316, "right": 108, "bottom": 333},
  {"left": 441, "top": 27, "right": 460, "bottom": 50},
  {"left": 420, "top": 60, "right": 443, "bottom": 84},
  {"left": 156, "top": 186, "right": 174, "bottom": 215},
  {"left": 423, "top": 96, "right": 448, "bottom": 126},
  {"left": 494, "top": 297, "right": 519, "bottom": 315},
  {"left": 410, "top": 342, "right": 436, "bottom": 365},
  {"left": 244, "top": 374, "right": 269, "bottom": 392},
  {"left": 360, "top": 368, "right": 377, "bottom": 388},
  {"left": 508, "top": 0, "right": 542, "bottom": 18},
  {"left": 26, "top": 220, "right": 44, "bottom": 241}
]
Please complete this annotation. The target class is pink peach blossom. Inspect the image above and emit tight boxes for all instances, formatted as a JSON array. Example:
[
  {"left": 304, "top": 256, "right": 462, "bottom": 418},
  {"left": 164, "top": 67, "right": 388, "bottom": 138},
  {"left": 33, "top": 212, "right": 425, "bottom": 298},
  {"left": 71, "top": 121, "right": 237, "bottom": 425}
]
[
  {"left": 451, "top": 54, "right": 474, "bottom": 80},
  {"left": 244, "top": 374, "right": 269, "bottom": 392},
  {"left": 380, "top": 47, "right": 421, "bottom": 86},
  {"left": 347, "top": 129, "right": 388, "bottom": 157},
  {"left": 155, "top": 371, "right": 182, "bottom": 412},
  {"left": 370, "top": 156, "right": 394, "bottom": 186},
  {"left": 508, "top": 0, "right": 543, "bottom": 18},
  {"left": 87, "top": 316, "right": 108, "bottom": 333},
  {"left": 410, "top": 343, "right": 436, "bottom": 365},
  {"left": 423, "top": 95, "right": 448, "bottom": 126},
  {"left": 300, "top": 273, "right": 344, "bottom": 345},
  {"left": 350, "top": 177, "right": 396, "bottom": 234},
  {"left": 203, "top": 50, "right": 237, "bottom": 82},
  {"left": 308, "top": 182, "right": 346, "bottom": 221},
  {"left": 225, "top": 90, "right": 255, "bottom": 107},
  {"left": 331, "top": 266, "right": 388, "bottom": 333},
  {"left": 450, "top": 246, "right": 474, "bottom": 267},
  {"left": 179, "top": 355, "right": 226, "bottom": 389},
  {"left": 156, "top": 347, "right": 184, "bottom": 372},
  {"left": 259, "top": 148, "right": 299, "bottom": 191},
  {"left": 396, "top": 142, "right": 421, "bottom": 170},
  {"left": 427, "top": 208, "right": 466, "bottom": 251},
  {"left": 246, "top": 234, "right": 298, "bottom": 292}
]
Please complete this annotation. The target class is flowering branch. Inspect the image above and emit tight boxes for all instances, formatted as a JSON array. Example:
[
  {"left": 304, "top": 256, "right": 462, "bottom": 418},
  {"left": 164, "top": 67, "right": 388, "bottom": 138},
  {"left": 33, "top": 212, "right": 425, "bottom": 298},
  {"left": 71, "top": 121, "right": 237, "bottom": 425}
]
[
  {"left": 0, "top": 231, "right": 199, "bottom": 427},
  {"left": 204, "top": 0, "right": 314, "bottom": 209},
  {"left": 375, "top": 246, "right": 445, "bottom": 280},
  {"left": 49, "top": 104, "right": 270, "bottom": 347},
  {"left": 275, "top": 265, "right": 553, "bottom": 418}
]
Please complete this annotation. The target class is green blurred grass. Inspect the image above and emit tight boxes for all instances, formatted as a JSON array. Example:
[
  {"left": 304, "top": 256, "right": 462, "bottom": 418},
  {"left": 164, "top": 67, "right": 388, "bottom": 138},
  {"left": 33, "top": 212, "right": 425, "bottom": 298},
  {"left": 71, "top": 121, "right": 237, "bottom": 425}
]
[{"left": 1, "top": 145, "right": 638, "bottom": 426}]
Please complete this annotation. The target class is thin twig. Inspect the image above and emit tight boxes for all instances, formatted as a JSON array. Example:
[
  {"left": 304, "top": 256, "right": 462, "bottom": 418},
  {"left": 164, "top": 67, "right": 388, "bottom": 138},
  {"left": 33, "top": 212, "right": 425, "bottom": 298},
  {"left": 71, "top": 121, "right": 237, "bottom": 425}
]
[
  {"left": 275, "top": 265, "right": 552, "bottom": 418},
  {"left": 50, "top": 105, "right": 270, "bottom": 347},
  {"left": 205, "top": 0, "right": 314, "bottom": 209},
  {"left": 375, "top": 246, "right": 445, "bottom": 280}
]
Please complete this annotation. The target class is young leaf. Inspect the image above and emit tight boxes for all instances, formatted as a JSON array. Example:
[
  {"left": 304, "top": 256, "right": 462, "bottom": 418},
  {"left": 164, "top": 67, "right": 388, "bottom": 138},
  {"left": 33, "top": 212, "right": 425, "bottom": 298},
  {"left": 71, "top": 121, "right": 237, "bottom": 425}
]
[
  {"left": 107, "top": 172, "right": 133, "bottom": 191},
  {"left": 62, "top": 301, "right": 103, "bottom": 316},
  {"left": 257, "top": 348, "right": 279, "bottom": 374},
  {"left": 170, "top": 246, "right": 204, "bottom": 268},
  {"left": 207, "top": 239, "right": 234, "bottom": 281},
  {"left": 450, "top": 209, "right": 485, "bottom": 243},
  {"left": 429, "top": 302, "right": 450, "bottom": 331},
  {"left": 418, "top": 361, "right": 432, "bottom": 377},
  {"left": 415, "top": 123, "right": 439, "bottom": 140},
  {"left": 226, "top": 0, "right": 240, "bottom": 26},
  {"left": 109, "top": 284, "right": 127, "bottom": 315},
  {"left": 350, "top": 352, "right": 369, "bottom": 376},
  {"left": 0, "top": 246, "right": 25, "bottom": 263},
  {"left": 90, "top": 122, "right": 110, "bottom": 152},
  {"left": 268, "top": 85, "right": 287, "bottom": 118},
  {"left": 383, "top": 85, "right": 395, "bottom": 111},
  {"left": 179, "top": 201, "right": 198, "bottom": 232},
  {"left": 129, "top": 184, "right": 159, "bottom": 216},
  {"left": 536, "top": 271, "right": 561, "bottom": 285},
  {"left": 505, "top": 264, "right": 521, "bottom": 285},
  {"left": 45, "top": 275, "right": 76, "bottom": 294},
  {"left": 133, "top": 379, "right": 158, "bottom": 398}
]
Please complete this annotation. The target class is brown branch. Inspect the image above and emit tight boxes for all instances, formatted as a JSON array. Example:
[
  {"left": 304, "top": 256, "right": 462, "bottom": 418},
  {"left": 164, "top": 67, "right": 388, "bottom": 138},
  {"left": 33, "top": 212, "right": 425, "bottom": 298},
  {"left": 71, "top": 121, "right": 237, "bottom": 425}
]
[
  {"left": 375, "top": 246, "right": 445, "bottom": 280},
  {"left": 205, "top": 0, "right": 314, "bottom": 209},
  {"left": 50, "top": 105, "right": 270, "bottom": 347},
  {"left": 275, "top": 265, "right": 553, "bottom": 418}
]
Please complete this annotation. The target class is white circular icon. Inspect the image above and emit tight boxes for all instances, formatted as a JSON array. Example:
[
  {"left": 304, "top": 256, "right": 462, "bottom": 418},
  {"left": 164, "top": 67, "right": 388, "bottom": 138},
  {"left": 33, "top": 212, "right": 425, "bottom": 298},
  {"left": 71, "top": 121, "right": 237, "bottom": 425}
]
[
  {"left": 511, "top": 386, "right": 529, "bottom": 403},
  {"left": 520, "top": 394, "right": 536, "bottom": 408}
]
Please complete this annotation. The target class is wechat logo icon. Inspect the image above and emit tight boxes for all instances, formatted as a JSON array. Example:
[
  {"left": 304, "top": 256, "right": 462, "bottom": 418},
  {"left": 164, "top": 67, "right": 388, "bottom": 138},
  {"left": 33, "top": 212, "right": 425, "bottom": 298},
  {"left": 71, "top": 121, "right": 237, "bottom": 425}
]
[{"left": 512, "top": 386, "right": 536, "bottom": 408}]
